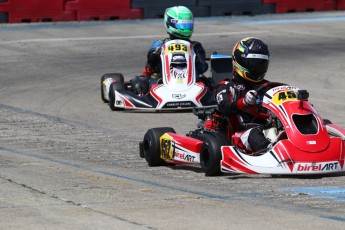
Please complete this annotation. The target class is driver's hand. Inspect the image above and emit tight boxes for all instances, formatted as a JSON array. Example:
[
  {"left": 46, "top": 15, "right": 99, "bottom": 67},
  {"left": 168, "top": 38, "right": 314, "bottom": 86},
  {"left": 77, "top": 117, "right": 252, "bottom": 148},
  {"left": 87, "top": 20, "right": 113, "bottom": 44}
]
[{"left": 244, "top": 90, "right": 257, "bottom": 106}]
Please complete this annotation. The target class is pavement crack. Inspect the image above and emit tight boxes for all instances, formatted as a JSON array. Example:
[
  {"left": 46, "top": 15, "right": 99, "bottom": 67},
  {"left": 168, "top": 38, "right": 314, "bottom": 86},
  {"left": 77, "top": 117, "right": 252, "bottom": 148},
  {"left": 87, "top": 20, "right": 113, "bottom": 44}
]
[{"left": 0, "top": 174, "right": 154, "bottom": 229}]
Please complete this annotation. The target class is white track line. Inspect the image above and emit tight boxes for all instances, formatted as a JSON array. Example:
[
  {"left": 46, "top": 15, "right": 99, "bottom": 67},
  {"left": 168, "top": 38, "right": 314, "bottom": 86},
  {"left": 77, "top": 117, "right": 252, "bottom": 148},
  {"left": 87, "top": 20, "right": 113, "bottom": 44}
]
[{"left": 0, "top": 31, "right": 268, "bottom": 45}]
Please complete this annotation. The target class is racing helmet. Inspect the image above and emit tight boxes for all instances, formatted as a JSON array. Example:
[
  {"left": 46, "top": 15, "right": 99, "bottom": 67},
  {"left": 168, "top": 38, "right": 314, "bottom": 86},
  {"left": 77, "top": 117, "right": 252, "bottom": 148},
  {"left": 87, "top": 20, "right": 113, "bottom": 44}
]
[
  {"left": 164, "top": 6, "right": 194, "bottom": 39},
  {"left": 232, "top": 37, "right": 270, "bottom": 83}
]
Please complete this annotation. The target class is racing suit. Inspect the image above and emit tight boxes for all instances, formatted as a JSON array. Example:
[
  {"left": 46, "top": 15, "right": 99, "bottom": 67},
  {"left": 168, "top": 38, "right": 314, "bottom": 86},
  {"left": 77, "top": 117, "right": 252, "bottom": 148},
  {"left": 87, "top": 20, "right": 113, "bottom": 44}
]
[
  {"left": 215, "top": 76, "right": 271, "bottom": 152},
  {"left": 144, "top": 37, "right": 209, "bottom": 85}
]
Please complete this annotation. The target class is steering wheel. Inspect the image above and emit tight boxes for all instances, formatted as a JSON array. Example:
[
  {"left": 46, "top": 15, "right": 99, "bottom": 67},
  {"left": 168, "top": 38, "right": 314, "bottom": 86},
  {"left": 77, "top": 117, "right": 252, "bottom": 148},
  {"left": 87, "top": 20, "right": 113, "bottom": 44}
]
[
  {"left": 255, "top": 82, "right": 288, "bottom": 96},
  {"left": 250, "top": 82, "right": 288, "bottom": 120},
  {"left": 254, "top": 82, "right": 288, "bottom": 105}
]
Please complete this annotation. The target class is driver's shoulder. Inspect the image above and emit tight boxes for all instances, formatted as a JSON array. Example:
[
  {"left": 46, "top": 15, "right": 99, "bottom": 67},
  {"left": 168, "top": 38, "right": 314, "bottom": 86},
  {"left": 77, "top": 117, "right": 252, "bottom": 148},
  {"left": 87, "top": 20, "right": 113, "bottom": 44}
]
[{"left": 150, "top": 38, "right": 168, "bottom": 48}]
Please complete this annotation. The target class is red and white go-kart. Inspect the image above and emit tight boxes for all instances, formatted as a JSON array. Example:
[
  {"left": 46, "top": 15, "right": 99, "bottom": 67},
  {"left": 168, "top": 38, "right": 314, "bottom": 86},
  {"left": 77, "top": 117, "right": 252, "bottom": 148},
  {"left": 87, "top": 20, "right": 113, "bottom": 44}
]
[
  {"left": 140, "top": 82, "right": 345, "bottom": 176},
  {"left": 100, "top": 39, "right": 217, "bottom": 111}
]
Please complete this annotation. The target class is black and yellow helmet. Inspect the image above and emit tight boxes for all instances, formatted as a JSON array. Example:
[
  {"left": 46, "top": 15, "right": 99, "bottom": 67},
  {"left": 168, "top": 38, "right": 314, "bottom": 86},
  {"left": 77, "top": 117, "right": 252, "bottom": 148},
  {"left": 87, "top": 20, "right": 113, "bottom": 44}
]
[{"left": 232, "top": 37, "right": 270, "bottom": 83}]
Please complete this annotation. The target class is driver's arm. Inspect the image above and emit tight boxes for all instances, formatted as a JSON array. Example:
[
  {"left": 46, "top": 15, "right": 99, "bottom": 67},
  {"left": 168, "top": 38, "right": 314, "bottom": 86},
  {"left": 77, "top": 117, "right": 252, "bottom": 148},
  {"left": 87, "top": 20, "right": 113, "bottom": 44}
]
[
  {"left": 147, "top": 40, "right": 164, "bottom": 66},
  {"left": 192, "top": 41, "right": 208, "bottom": 74}
]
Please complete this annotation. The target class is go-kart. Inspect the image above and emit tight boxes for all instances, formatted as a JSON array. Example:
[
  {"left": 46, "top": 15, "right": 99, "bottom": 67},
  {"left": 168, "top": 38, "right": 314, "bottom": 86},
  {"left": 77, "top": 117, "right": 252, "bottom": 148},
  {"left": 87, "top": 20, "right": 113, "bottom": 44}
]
[
  {"left": 100, "top": 40, "right": 229, "bottom": 111},
  {"left": 139, "top": 82, "right": 345, "bottom": 176}
]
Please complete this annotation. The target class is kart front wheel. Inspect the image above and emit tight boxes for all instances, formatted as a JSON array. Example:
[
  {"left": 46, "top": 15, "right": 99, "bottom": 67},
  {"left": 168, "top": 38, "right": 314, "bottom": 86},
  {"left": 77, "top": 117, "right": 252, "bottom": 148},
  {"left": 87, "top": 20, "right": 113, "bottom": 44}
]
[
  {"left": 109, "top": 82, "right": 125, "bottom": 111},
  {"left": 101, "top": 73, "right": 124, "bottom": 103},
  {"left": 200, "top": 133, "right": 230, "bottom": 176},
  {"left": 142, "top": 127, "right": 176, "bottom": 166}
]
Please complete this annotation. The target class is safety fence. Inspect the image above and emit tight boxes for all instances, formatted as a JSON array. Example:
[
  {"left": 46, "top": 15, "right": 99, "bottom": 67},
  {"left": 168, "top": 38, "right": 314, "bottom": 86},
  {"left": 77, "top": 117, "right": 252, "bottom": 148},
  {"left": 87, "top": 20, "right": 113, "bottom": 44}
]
[
  {"left": 262, "top": 0, "right": 343, "bottom": 13},
  {"left": 0, "top": 0, "right": 142, "bottom": 23},
  {"left": 1, "top": 0, "right": 345, "bottom": 23}
]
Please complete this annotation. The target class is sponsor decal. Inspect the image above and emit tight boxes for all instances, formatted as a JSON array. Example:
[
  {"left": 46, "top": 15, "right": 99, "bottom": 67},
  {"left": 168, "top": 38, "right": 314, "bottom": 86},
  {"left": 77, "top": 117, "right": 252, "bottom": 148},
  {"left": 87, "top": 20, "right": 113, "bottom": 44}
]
[
  {"left": 306, "top": 140, "right": 317, "bottom": 145},
  {"left": 164, "top": 101, "right": 193, "bottom": 108},
  {"left": 171, "top": 54, "right": 186, "bottom": 63},
  {"left": 116, "top": 100, "right": 123, "bottom": 105},
  {"left": 174, "top": 152, "right": 196, "bottom": 163},
  {"left": 272, "top": 86, "right": 297, "bottom": 91},
  {"left": 294, "top": 162, "right": 339, "bottom": 173},
  {"left": 172, "top": 94, "right": 186, "bottom": 99},
  {"left": 235, "top": 84, "right": 245, "bottom": 90}
]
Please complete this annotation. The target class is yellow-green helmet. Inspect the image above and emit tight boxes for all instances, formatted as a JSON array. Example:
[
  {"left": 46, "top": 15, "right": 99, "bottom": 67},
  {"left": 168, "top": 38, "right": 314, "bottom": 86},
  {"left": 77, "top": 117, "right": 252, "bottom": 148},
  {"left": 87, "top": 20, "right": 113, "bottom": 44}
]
[{"left": 164, "top": 6, "right": 194, "bottom": 39}]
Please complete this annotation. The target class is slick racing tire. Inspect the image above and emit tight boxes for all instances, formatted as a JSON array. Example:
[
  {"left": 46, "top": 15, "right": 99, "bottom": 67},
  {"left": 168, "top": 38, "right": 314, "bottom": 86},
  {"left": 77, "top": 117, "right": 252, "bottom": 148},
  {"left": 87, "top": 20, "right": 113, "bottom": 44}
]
[
  {"left": 101, "top": 73, "right": 124, "bottom": 103},
  {"left": 200, "top": 133, "right": 230, "bottom": 176},
  {"left": 142, "top": 127, "right": 176, "bottom": 166},
  {"left": 109, "top": 81, "right": 125, "bottom": 111}
]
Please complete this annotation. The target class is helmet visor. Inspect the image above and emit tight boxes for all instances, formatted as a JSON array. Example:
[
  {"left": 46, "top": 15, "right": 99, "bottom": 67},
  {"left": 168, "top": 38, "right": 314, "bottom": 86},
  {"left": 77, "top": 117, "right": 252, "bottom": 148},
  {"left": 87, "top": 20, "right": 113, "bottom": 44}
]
[
  {"left": 237, "top": 53, "right": 268, "bottom": 82},
  {"left": 247, "top": 60, "right": 269, "bottom": 82},
  {"left": 168, "top": 18, "right": 193, "bottom": 30}
]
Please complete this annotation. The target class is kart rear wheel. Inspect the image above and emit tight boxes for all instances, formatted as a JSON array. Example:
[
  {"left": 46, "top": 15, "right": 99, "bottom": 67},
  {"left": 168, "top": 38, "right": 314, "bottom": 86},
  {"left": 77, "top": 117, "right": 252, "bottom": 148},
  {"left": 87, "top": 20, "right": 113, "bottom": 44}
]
[
  {"left": 109, "top": 82, "right": 125, "bottom": 111},
  {"left": 200, "top": 133, "right": 230, "bottom": 176},
  {"left": 142, "top": 127, "right": 176, "bottom": 166},
  {"left": 101, "top": 73, "right": 124, "bottom": 103}
]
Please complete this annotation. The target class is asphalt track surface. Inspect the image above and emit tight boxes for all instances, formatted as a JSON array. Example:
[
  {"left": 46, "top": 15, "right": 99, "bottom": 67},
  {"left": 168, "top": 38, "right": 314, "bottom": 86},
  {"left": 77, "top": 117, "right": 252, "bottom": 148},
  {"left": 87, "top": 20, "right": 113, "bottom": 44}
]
[{"left": 1, "top": 11, "right": 345, "bottom": 229}]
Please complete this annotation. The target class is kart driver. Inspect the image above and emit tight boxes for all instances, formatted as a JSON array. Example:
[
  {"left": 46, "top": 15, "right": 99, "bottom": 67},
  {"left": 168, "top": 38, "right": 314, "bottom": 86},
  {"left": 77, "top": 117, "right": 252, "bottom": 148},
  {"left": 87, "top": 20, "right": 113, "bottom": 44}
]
[
  {"left": 130, "top": 6, "right": 209, "bottom": 94},
  {"left": 215, "top": 37, "right": 275, "bottom": 153}
]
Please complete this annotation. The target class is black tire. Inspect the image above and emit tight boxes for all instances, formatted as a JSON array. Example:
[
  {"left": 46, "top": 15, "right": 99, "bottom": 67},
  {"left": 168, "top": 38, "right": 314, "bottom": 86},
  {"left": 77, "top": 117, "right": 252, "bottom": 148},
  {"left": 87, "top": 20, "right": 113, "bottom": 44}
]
[
  {"left": 101, "top": 73, "right": 124, "bottom": 103},
  {"left": 142, "top": 127, "right": 176, "bottom": 166},
  {"left": 200, "top": 133, "right": 230, "bottom": 176},
  {"left": 109, "top": 82, "right": 125, "bottom": 111},
  {"left": 100, "top": 75, "right": 109, "bottom": 103}
]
